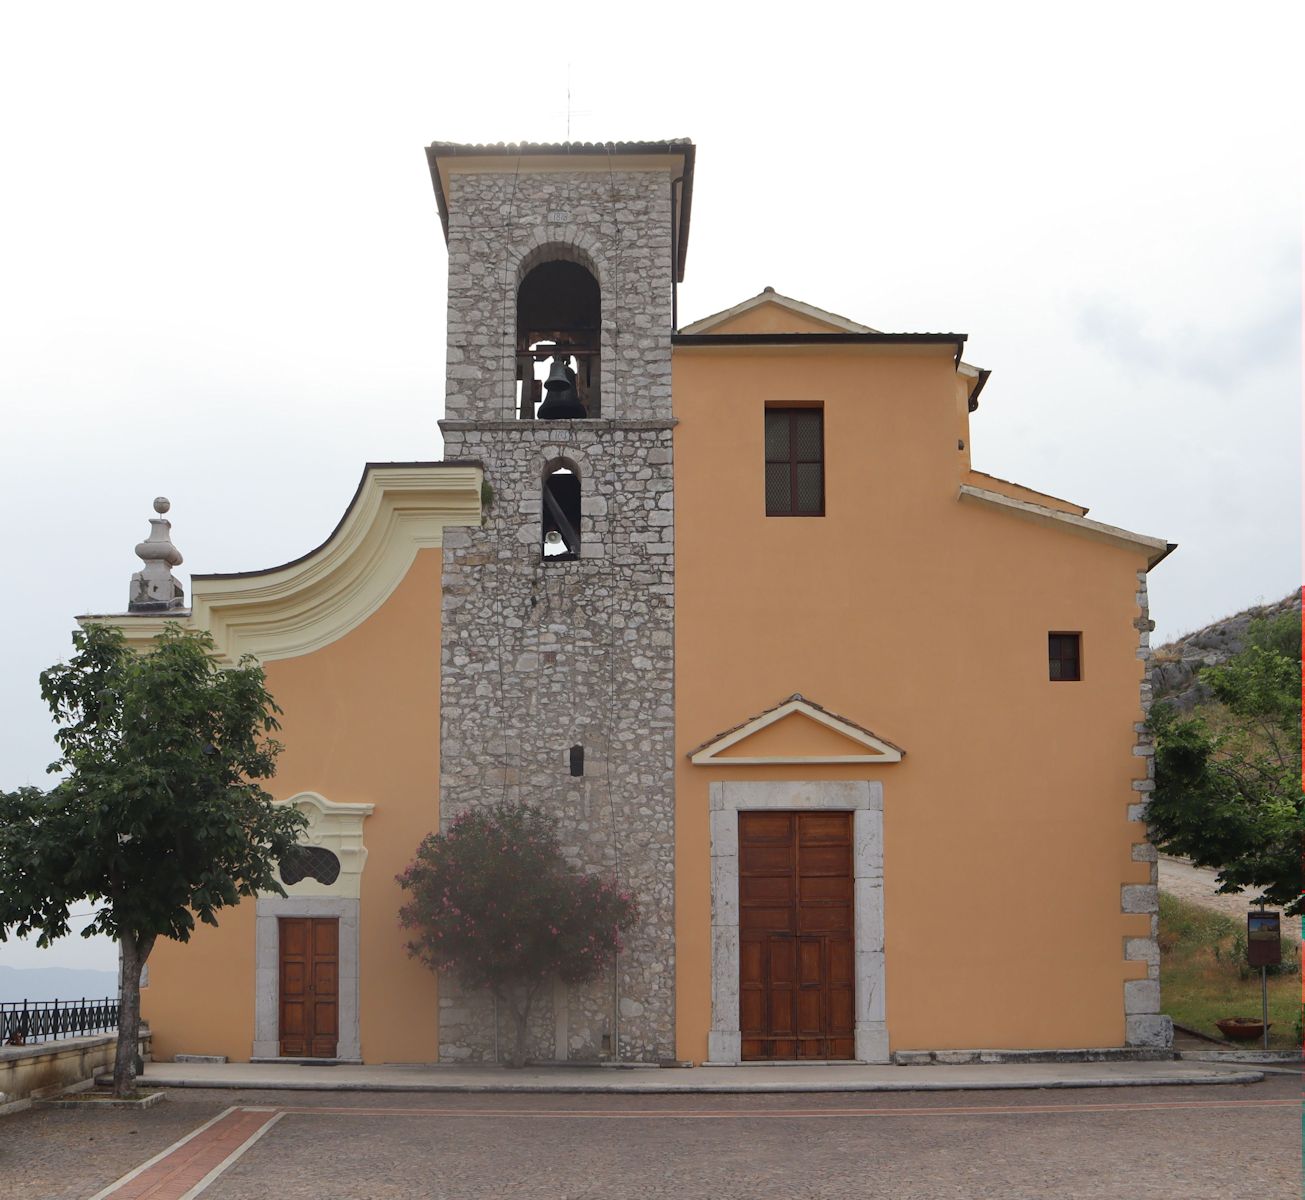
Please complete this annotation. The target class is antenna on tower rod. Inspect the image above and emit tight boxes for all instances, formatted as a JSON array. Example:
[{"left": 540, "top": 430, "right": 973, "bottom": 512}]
[{"left": 554, "top": 67, "right": 588, "bottom": 141}]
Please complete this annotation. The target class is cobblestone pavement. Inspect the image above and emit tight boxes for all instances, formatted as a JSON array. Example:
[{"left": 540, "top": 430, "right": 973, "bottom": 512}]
[
  {"left": 6, "top": 1078, "right": 1297, "bottom": 1200},
  {"left": 1159, "top": 856, "right": 1301, "bottom": 939},
  {"left": 2, "top": 1091, "right": 231, "bottom": 1200}
]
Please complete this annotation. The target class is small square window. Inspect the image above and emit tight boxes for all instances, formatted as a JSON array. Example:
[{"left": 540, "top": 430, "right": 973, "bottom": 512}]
[
  {"left": 1048, "top": 633, "right": 1082, "bottom": 681},
  {"left": 765, "top": 407, "right": 824, "bottom": 516}
]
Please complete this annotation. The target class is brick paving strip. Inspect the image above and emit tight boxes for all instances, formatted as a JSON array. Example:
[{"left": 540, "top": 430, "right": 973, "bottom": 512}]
[{"left": 86, "top": 1107, "right": 283, "bottom": 1200}]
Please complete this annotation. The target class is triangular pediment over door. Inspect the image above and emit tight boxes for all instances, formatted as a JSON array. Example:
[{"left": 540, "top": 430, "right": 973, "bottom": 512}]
[{"left": 688, "top": 695, "right": 905, "bottom": 766}]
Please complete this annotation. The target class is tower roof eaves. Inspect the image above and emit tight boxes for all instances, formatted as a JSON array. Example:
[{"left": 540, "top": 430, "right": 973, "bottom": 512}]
[{"left": 425, "top": 139, "right": 696, "bottom": 281}]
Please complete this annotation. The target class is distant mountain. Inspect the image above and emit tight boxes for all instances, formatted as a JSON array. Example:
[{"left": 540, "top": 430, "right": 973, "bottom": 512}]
[
  {"left": 0, "top": 965, "right": 118, "bottom": 1005},
  {"left": 1151, "top": 592, "right": 1300, "bottom": 711}
]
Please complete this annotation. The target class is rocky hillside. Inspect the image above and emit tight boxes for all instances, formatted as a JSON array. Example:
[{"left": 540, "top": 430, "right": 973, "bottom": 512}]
[{"left": 1150, "top": 592, "right": 1300, "bottom": 710}]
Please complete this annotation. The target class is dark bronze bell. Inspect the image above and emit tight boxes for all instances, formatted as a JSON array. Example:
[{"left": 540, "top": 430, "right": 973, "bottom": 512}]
[{"left": 537, "top": 357, "right": 587, "bottom": 419}]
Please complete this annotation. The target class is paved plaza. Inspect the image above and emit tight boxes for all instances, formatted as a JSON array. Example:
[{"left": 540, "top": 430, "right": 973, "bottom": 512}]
[{"left": 3, "top": 1074, "right": 1299, "bottom": 1199}]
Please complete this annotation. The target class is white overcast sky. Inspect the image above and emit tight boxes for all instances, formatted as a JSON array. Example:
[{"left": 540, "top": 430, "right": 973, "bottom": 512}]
[{"left": 1, "top": 2, "right": 1300, "bottom": 971}]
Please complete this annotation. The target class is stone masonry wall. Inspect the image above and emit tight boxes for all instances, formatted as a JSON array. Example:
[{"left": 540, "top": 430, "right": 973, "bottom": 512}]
[
  {"left": 444, "top": 168, "right": 674, "bottom": 423},
  {"left": 1123, "top": 568, "right": 1172, "bottom": 1048},
  {"left": 438, "top": 420, "right": 675, "bottom": 1062}
]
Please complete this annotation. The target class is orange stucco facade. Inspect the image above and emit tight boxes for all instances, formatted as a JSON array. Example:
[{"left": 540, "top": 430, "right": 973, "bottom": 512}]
[
  {"left": 141, "top": 549, "right": 444, "bottom": 1063},
  {"left": 670, "top": 313, "right": 1154, "bottom": 1059}
]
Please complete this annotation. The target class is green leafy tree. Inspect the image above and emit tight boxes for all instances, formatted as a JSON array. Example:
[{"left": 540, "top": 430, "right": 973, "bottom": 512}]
[
  {"left": 0, "top": 624, "right": 305, "bottom": 1095},
  {"left": 398, "top": 800, "right": 638, "bottom": 1067},
  {"left": 1147, "top": 611, "right": 1303, "bottom": 916}
]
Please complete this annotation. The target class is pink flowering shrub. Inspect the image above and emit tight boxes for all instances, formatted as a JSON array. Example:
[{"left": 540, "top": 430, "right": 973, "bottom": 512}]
[{"left": 397, "top": 800, "right": 638, "bottom": 1066}]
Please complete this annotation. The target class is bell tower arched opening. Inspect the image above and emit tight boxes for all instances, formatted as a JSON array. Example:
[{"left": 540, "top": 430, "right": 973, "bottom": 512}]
[
  {"left": 542, "top": 458, "right": 582, "bottom": 559},
  {"left": 517, "top": 259, "right": 601, "bottom": 419}
]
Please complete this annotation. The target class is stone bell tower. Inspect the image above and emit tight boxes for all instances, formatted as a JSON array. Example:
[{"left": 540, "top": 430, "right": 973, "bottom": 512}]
[{"left": 428, "top": 140, "right": 694, "bottom": 1062}]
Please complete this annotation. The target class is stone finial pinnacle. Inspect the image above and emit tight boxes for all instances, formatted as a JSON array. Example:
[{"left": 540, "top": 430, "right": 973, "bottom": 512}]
[{"left": 128, "top": 497, "right": 186, "bottom": 612}]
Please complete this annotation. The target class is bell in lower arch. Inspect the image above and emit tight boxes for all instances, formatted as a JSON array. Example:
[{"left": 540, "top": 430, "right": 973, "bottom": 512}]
[{"left": 537, "top": 357, "right": 587, "bottom": 419}]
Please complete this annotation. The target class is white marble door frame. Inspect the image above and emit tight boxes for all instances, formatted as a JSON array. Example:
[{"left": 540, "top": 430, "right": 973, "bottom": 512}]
[
  {"left": 706, "top": 779, "right": 886, "bottom": 1064},
  {"left": 253, "top": 896, "right": 362, "bottom": 1061}
]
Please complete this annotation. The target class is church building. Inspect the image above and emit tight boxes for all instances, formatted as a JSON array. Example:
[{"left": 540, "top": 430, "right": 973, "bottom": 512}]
[{"left": 86, "top": 138, "right": 1175, "bottom": 1066}]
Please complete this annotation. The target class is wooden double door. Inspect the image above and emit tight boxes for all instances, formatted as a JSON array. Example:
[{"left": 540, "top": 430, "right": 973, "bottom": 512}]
[
  {"left": 278, "top": 917, "right": 339, "bottom": 1058},
  {"left": 739, "top": 811, "right": 855, "bottom": 1060}
]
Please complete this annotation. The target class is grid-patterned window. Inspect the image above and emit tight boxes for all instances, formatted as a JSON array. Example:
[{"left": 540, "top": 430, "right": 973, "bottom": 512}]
[
  {"left": 1048, "top": 633, "right": 1082, "bottom": 681},
  {"left": 279, "top": 845, "right": 342, "bottom": 886},
  {"left": 765, "top": 407, "right": 824, "bottom": 516}
]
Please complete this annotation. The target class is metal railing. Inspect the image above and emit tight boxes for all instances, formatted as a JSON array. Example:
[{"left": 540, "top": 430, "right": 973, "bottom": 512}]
[{"left": 1, "top": 997, "right": 120, "bottom": 1046}]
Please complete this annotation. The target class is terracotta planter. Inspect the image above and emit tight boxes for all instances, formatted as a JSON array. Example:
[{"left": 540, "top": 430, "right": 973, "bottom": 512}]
[{"left": 1215, "top": 1018, "right": 1270, "bottom": 1042}]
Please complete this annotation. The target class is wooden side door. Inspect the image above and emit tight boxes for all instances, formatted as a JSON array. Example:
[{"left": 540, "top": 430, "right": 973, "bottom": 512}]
[
  {"left": 278, "top": 917, "right": 339, "bottom": 1059},
  {"left": 739, "top": 811, "right": 855, "bottom": 1060}
]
